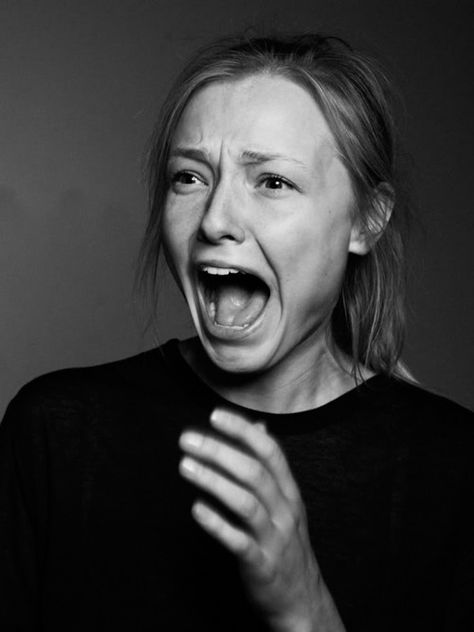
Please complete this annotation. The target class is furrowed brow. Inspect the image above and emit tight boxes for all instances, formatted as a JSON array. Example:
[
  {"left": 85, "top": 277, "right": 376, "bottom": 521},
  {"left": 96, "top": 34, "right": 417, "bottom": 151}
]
[
  {"left": 168, "top": 147, "right": 307, "bottom": 169},
  {"left": 240, "top": 150, "right": 306, "bottom": 168},
  {"left": 168, "top": 147, "right": 210, "bottom": 163}
]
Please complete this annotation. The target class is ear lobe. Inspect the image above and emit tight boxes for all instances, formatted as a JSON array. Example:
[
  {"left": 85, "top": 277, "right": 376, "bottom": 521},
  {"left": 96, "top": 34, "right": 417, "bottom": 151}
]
[{"left": 348, "top": 183, "right": 394, "bottom": 255}]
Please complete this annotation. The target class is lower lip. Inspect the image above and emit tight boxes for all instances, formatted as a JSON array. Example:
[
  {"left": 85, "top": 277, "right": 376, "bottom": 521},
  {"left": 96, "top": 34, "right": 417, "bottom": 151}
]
[{"left": 196, "top": 284, "right": 268, "bottom": 342}]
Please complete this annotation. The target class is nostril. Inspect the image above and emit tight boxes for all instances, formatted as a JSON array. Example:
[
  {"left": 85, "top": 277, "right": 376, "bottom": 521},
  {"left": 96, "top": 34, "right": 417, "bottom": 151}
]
[
  {"left": 197, "top": 218, "right": 245, "bottom": 244},
  {"left": 197, "top": 230, "right": 240, "bottom": 243}
]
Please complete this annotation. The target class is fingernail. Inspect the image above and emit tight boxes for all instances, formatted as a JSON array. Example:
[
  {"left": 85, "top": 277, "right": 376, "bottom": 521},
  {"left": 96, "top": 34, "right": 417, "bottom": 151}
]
[
  {"left": 180, "top": 456, "right": 197, "bottom": 475},
  {"left": 210, "top": 409, "right": 221, "bottom": 423},
  {"left": 210, "top": 408, "right": 228, "bottom": 425},
  {"left": 192, "top": 502, "right": 208, "bottom": 522},
  {"left": 180, "top": 431, "right": 202, "bottom": 449}
]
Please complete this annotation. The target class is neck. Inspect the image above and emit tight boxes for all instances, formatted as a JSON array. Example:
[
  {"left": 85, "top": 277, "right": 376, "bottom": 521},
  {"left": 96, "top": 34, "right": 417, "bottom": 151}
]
[{"left": 180, "top": 336, "right": 373, "bottom": 414}]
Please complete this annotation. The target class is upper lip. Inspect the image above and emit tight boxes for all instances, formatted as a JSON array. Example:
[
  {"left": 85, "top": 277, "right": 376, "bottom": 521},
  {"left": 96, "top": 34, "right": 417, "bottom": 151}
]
[{"left": 193, "top": 258, "right": 269, "bottom": 287}]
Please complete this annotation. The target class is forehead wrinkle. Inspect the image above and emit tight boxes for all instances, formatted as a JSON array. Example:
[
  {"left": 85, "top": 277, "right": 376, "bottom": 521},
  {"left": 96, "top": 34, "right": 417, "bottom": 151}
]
[
  {"left": 239, "top": 149, "right": 308, "bottom": 170},
  {"left": 169, "top": 132, "right": 340, "bottom": 185},
  {"left": 168, "top": 146, "right": 211, "bottom": 163},
  {"left": 168, "top": 145, "right": 308, "bottom": 171}
]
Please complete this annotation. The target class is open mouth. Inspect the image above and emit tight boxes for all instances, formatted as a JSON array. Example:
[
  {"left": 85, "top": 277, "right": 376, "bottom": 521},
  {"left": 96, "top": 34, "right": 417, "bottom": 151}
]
[{"left": 197, "top": 265, "right": 270, "bottom": 329}]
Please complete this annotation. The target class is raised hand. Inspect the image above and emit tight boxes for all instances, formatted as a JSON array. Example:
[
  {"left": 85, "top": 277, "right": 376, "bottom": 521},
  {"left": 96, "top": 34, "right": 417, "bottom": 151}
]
[{"left": 178, "top": 407, "right": 346, "bottom": 632}]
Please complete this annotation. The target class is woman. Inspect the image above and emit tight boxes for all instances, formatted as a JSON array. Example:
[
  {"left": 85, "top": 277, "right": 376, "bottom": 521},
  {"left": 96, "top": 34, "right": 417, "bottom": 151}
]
[{"left": 0, "top": 34, "right": 472, "bottom": 631}]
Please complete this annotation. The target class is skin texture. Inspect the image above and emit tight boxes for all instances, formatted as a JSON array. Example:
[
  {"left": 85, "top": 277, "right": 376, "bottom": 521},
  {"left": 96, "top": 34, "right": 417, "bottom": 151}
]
[
  {"left": 163, "top": 74, "right": 372, "bottom": 414},
  {"left": 163, "top": 75, "right": 367, "bottom": 630}
]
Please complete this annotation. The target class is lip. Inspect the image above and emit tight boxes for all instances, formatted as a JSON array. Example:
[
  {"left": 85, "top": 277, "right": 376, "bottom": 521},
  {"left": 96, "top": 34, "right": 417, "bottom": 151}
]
[
  {"left": 192, "top": 258, "right": 271, "bottom": 341},
  {"left": 193, "top": 258, "right": 269, "bottom": 285}
]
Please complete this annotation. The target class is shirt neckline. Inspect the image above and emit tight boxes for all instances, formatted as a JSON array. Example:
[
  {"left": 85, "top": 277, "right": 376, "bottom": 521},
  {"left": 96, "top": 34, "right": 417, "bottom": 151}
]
[{"left": 157, "top": 338, "right": 392, "bottom": 435}]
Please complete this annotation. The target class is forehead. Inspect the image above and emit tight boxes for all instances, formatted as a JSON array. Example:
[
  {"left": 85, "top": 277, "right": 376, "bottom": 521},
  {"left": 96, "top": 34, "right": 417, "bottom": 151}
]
[{"left": 171, "top": 74, "right": 337, "bottom": 161}]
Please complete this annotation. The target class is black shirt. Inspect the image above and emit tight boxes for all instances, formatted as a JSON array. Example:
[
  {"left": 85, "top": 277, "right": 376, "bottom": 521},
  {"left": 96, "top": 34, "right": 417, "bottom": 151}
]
[{"left": 0, "top": 339, "right": 473, "bottom": 631}]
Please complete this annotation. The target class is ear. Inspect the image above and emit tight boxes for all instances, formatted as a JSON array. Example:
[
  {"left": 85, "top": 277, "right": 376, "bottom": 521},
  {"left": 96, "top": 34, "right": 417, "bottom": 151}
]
[{"left": 349, "top": 183, "right": 394, "bottom": 255}]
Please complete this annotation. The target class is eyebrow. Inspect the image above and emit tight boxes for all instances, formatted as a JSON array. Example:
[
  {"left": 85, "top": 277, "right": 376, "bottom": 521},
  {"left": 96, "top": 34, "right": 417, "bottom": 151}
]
[
  {"left": 168, "top": 146, "right": 306, "bottom": 168},
  {"left": 239, "top": 149, "right": 306, "bottom": 168},
  {"left": 168, "top": 147, "right": 210, "bottom": 162}
]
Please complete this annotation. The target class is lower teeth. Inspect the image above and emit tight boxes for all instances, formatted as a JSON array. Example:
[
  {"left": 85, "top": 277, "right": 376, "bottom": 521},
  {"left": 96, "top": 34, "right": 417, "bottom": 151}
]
[{"left": 209, "top": 300, "right": 216, "bottom": 320}]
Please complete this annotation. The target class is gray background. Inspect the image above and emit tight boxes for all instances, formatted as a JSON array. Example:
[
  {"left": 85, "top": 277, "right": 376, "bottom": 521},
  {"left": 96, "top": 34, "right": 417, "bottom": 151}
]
[{"left": 1, "top": 0, "right": 472, "bottom": 418}]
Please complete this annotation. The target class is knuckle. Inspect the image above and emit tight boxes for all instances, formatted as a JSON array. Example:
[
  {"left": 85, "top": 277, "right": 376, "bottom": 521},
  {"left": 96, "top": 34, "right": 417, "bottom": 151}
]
[
  {"left": 236, "top": 534, "right": 252, "bottom": 558},
  {"left": 198, "top": 463, "right": 212, "bottom": 484},
  {"left": 204, "top": 509, "right": 218, "bottom": 530},
  {"left": 240, "top": 494, "right": 259, "bottom": 520},
  {"left": 277, "top": 507, "right": 298, "bottom": 535},
  {"left": 260, "top": 558, "right": 277, "bottom": 583},
  {"left": 246, "top": 462, "right": 266, "bottom": 487},
  {"left": 203, "top": 436, "right": 220, "bottom": 457},
  {"left": 287, "top": 508, "right": 299, "bottom": 532},
  {"left": 262, "top": 437, "right": 281, "bottom": 464}
]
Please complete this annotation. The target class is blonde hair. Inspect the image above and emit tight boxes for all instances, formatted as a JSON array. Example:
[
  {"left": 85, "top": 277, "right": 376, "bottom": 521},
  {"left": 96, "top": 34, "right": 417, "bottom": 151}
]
[{"left": 139, "top": 33, "right": 412, "bottom": 378}]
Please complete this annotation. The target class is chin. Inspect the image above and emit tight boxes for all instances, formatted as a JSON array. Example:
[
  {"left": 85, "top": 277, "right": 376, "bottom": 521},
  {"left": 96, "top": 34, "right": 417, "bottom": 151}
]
[{"left": 199, "top": 335, "right": 275, "bottom": 376}]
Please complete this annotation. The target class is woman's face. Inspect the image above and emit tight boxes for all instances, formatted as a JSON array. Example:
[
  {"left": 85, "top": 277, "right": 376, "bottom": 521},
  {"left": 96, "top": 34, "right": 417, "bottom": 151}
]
[{"left": 163, "top": 74, "right": 367, "bottom": 375}]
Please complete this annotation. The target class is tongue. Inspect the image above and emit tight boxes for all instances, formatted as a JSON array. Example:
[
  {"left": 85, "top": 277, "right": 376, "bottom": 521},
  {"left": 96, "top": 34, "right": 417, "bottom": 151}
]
[{"left": 214, "top": 282, "right": 267, "bottom": 327}]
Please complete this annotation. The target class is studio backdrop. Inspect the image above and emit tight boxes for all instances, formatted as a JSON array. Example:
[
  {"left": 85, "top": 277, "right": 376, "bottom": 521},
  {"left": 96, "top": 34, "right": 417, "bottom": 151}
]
[{"left": 0, "top": 0, "right": 472, "bottom": 417}]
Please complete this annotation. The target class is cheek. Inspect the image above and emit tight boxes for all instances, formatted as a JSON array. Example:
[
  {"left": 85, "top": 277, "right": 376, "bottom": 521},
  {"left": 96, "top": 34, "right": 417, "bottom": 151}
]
[
  {"left": 274, "top": 212, "right": 351, "bottom": 297},
  {"left": 162, "top": 210, "right": 191, "bottom": 297},
  {"left": 162, "top": 201, "right": 195, "bottom": 267}
]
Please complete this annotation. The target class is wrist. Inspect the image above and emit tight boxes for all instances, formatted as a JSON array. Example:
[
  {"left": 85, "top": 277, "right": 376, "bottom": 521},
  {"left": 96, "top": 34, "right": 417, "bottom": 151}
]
[
  {"left": 272, "top": 577, "right": 346, "bottom": 632},
  {"left": 309, "top": 576, "right": 346, "bottom": 632}
]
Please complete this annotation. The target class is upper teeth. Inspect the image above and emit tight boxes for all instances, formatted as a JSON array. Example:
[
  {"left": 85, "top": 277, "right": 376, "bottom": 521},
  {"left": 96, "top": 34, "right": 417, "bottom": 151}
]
[{"left": 201, "top": 266, "right": 244, "bottom": 276}]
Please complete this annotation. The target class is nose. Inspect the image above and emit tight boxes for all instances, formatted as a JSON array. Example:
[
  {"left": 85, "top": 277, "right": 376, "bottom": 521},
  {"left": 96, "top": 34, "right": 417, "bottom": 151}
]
[{"left": 197, "top": 178, "right": 245, "bottom": 245}]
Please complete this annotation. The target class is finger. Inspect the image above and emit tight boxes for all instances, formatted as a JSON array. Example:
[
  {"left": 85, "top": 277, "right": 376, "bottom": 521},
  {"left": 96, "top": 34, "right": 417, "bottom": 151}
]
[
  {"left": 191, "top": 499, "right": 261, "bottom": 564},
  {"left": 179, "top": 431, "right": 280, "bottom": 511},
  {"left": 179, "top": 456, "right": 270, "bottom": 533},
  {"left": 209, "top": 408, "right": 301, "bottom": 504}
]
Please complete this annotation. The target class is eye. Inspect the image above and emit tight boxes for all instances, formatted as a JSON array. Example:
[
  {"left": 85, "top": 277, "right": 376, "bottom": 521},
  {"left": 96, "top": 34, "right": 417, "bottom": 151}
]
[
  {"left": 171, "top": 171, "right": 203, "bottom": 185},
  {"left": 258, "top": 174, "right": 295, "bottom": 193},
  {"left": 169, "top": 170, "right": 208, "bottom": 193}
]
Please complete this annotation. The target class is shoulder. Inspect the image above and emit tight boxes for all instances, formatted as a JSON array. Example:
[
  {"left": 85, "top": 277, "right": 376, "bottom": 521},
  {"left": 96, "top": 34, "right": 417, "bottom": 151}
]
[
  {"left": 370, "top": 377, "right": 474, "bottom": 475},
  {"left": 385, "top": 377, "right": 472, "bottom": 426},
  {"left": 1, "top": 340, "right": 181, "bottom": 436},
  {"left": 364, "top": 375, "right": 473, "bottom": 425},
  {"left": 10, "top": 347, "right": 160, "bottom": 405},
  {"left": 350, "top": 375, "right": 474, "bottom": 465}
]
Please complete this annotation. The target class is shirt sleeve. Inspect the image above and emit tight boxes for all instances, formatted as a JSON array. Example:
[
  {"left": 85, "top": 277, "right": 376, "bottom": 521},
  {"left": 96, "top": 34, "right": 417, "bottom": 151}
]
[{"left": 0, "top": 391, "right": 49, "bottom": 631}]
